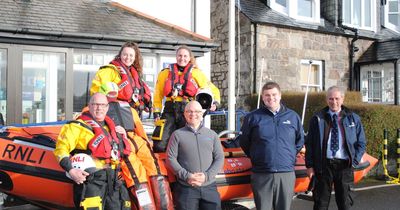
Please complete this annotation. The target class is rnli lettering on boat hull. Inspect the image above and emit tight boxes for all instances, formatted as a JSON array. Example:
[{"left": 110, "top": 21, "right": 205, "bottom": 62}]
[{"left": 1, "top": 143, "right": 46, "bottom": 164}]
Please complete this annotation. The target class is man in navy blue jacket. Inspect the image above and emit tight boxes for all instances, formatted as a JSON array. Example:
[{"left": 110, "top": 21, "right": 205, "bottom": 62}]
[
  {"left": 305, "top": 86, "right": 366, "bottom": 210},
  {"left": 239, "top": 82, "right": 304, "bottom": 210}
]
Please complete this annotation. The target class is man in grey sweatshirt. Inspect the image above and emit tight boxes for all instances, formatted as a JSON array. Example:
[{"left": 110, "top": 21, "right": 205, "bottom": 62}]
[{"left": 166, "top": 100, "right": 224, "bottom": 210}]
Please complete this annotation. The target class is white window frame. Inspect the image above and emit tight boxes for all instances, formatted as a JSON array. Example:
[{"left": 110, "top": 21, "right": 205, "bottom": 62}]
[
  {"left": 270, "top": 0, "right": 289, "bottom": 15},
  {"left": 342, "top": 0, "right": 376, "bottom": 31},
  {"left": 142, "top": 56, "right": 157, "bottom": 92},
  {"left": 270, "top": 0, "right": 320, "bottom": 23},
  {"left": 360, "top": 63, "right": 395, "bottom": 104},
  {"left": 300, "top": 59, "right": 323, "bottom": 92},
  {"left": 384, "top": 0, "right": 400, "bottom": 33}
]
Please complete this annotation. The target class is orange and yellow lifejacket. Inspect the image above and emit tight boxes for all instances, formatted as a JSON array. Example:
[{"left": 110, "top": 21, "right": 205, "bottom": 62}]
[{"left": 163, "top": 63, "right": 199, "bottom": 98}]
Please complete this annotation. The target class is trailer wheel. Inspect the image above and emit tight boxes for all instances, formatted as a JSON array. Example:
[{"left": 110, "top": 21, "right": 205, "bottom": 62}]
[{"left": 0, "top": 171, "right": 13, "bottom": 191}]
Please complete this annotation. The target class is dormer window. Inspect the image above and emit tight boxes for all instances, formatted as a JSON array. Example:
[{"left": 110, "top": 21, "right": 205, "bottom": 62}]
[
  {"left": 270, "top": 0, "right": 321, "bottom": 23},
  {"left": 385, "top": 0, "right": 400, "bottom": 32},
  {"left": 342, "top": 0, "right": 376, "bottom": 31}
]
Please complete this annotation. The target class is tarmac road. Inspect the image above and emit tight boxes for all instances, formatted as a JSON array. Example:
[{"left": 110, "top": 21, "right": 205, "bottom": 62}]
[
  {"left": 233, "top": 179, "right": 400, "bottom": 210},
  {"left": 2, "top": 179, "right": 400, "bottom": 210},
  {"left": 291, "top": 183, "right": 400, "bottom": 210}
]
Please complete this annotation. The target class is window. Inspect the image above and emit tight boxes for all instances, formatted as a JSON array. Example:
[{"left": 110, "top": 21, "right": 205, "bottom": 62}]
[
  {"left": 343, "top": 0, "right": 375, "bottom": 30},
  {"left": 270, "top": 0, "right": 320, "bottom": 23},
  {"left": 360, "top": 63, "right": 394, "bottom": 104},
  {"left": 0, "top": 49, "right": 7, "bottom": 122},
  {"left": 385, "top": 0, "right": 400, "bottom": 32},
  {"left": 142, "top": 57, "right": 157, "bottom": 93},
  {"left": 22, "top": 51, "right": 66, "bottom": 123},
  {"left": 276, "top": 0, "right": 287, "bottom": 7},
  {"left": 299, "top": 60, "right": 323, "bottom": 92},
  {"left": 72, "top": 51, "right": 116, "bottom": 113}
]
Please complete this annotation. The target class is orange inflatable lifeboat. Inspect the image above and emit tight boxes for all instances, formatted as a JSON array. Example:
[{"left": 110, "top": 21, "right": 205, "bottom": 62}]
[{"left": 0, "top": 122, "right": 378, "bottom": 209}]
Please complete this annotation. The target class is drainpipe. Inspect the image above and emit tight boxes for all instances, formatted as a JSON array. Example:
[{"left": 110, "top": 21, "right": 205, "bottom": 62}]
[
  {"left": 339, "top": 23, "right": 359, "bottom": 90},
  {"left": 228, "top": 0, "right": 236, "bottom": 132},
  {"left": 193, "top": 0, "right": 197, "bottom": 33},
  {"left": 395, "top": 60, "right": 399, "bottom": 105},
  {"left": 253, "top": 23, "right": 258, "bottom": 94}
]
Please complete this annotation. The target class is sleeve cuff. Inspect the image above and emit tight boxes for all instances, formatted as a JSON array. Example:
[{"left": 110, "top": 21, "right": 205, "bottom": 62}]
[{"left": 60, "top": 156, "right": 73, "bottom": 172}]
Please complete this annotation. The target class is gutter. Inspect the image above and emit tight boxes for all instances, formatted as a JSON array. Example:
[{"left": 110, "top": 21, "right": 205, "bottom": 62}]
[{"left": 0, "top": 26, "right": 219, "bottom": 49}]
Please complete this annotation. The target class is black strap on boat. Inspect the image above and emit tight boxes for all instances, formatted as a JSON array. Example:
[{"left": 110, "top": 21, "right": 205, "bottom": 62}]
[
  {"left": 123, "top": 156, "right": 141, "bottom": 187},
  {"left": 146, "top": 141, "right": 162, "bottom": 175}
]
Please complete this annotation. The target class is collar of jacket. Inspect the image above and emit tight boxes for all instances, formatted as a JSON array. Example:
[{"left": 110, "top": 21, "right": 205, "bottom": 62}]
[
  {"left": 185, "top": 120, "right": 205, "bottom": 133},
  {"left": 319, "top": 105, "right": 353, "bottom": 119},
  {"left": 261, "top": 103, "right": 287, "bottom": 116}
]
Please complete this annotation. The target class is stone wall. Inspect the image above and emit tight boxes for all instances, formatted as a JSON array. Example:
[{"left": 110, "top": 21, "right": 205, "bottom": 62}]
[{"left": 211, "top": 0, "right": 254, "bottom": 110}]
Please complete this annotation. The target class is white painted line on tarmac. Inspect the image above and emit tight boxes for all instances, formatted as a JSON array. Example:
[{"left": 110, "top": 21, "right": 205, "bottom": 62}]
[
  {"left": 295, "top": 183, "right": 400, "bottom": 200},
  {"left": 352, "top": 183, "right": 400, "bottom": 191}
]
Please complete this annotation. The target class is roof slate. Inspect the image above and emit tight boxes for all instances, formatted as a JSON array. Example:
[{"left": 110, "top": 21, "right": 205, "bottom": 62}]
[
  {"left": 0, "top": 0, "right": 215, "bottom": 49},
  {"left": 357, "top": 38, "right": 400, "bottom": 63}
]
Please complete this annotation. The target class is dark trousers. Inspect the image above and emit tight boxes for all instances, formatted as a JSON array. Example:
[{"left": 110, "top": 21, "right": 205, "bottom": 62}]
[
  {"left": 73, "top": 169, "right": 131, "bottom": 210},
  {"left": 251, "top": 172, "right": 295, "bottom": 210},
  {"left": 313, "top": 159, "right": 354, "bottom": 210},
  {"left": 153, "top": 102, "right": 186, "bottom": 152},
  {"left": 173, "top": 182, "right": 221, "bottom": 210}
]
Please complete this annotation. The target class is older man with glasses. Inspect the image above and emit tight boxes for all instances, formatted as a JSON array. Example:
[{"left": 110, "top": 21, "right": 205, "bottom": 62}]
[
  {"left": 54, "top": 93, "right": 132, "bottom": 210},
  {"left": 166, "top": 100, "right": 224, "bottom": 210}
]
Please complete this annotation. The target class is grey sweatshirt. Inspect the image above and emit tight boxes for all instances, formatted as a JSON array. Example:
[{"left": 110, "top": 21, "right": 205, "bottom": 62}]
[{"left": 166, "top": 124, "right": 224, "bottom": 186}]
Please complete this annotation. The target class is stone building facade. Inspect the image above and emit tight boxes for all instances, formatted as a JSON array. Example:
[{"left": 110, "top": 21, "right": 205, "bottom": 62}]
[{"left": 210, "top": 0, "right": 397, "bottom": 110}]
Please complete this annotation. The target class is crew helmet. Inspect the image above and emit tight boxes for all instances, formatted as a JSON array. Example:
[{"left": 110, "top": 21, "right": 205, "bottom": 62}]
[
  {"left": 195, "top": 88, "right": 213, "bottom": 110},
  {"left": 99, "top": 82, "right": 119, "bottom": 98},
  {"left": 66, "top": 153, "right": 97, "bottom": 179}
]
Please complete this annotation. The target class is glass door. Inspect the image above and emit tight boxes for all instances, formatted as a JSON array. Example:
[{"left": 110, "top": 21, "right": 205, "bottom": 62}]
[{"left": 22, "top": 51, "right": 66, "bottom": 123}]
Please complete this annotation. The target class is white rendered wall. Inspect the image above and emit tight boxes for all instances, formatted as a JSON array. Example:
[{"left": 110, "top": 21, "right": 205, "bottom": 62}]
[{"left": 113, "top": 0, "right": 210, "bottom": 38}]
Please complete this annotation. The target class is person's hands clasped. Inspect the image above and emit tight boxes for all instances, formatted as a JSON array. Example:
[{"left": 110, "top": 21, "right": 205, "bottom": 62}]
[
  {"left": 187, "top": 172, "right": 206, "bottom": 187},
  {"left": 68, "top": 168, "right": 89, "bottom": 185}
]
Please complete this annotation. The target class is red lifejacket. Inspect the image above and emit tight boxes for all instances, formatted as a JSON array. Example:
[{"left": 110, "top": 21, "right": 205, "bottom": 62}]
[
  {"left": 78, "top": 112, "right": 131, "bottom": 161},
  {"left": 110, "top": 60, "right": 152, "bottom": 108},
  {"left": 163, "top": 63, "right": 199, "bottom": 98}
]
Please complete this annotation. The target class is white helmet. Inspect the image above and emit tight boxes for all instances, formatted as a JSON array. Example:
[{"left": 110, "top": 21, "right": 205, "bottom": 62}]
[
  {"left": 66, "top": 153, "right": 97, "bottom": 179},
  {"left": 99, "top": 82, "right": 119, "bottom": 98},
  {"left": 195, "top": 88, "right": 213, "bottom": 110}
]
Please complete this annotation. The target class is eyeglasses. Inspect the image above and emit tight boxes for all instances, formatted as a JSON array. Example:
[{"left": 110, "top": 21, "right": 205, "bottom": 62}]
[
  {"left": 185, "top": 110, "right": 203, "bottom": 114},
  {"left": 90, "top": 103, "right": 109, "bottom": 108}
]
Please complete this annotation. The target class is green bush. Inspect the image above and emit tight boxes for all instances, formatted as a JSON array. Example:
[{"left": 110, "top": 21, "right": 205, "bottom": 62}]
[{"left": 245, "top": 91, "right": 400, "bottom": 158}]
